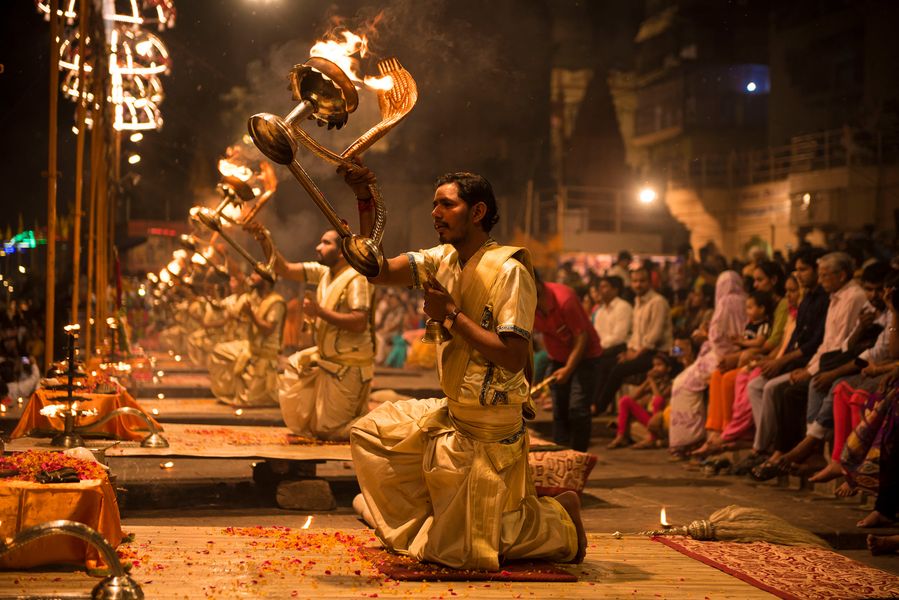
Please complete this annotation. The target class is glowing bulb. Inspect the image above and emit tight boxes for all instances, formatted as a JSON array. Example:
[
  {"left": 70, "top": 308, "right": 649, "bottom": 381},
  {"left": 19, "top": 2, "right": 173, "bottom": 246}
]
[
  {"left": 638, "top": 187, "right": 657, "bottom": 204},
  {"left": 130, "top": 132, "right": 143, "bottom": 142},
  {"left": 18, "top": 266, "right": 26, "bottom": 274},
  {"left": 746, "top": 81, "right": 757, "bottom": 92},
  {"left": 128, "top": 154, "right": 141, "bottom": 164}
]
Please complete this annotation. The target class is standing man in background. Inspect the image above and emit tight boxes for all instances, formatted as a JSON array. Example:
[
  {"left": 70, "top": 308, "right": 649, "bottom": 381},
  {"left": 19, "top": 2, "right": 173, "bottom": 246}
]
[{"left": 534, "top": 274, "right": 603, "bottom": 451}]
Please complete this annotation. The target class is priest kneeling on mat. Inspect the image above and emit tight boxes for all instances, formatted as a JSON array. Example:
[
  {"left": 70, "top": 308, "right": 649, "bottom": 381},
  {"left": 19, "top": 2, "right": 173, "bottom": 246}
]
[
  {"left": 342, "top": 164, "right": 587, "bottom": 571},
  {"left": 245, "top": 221, "right": 375, "bottom": 441},
  {"left": 208, "top": 271, "right": 286, "bottom": 407}
]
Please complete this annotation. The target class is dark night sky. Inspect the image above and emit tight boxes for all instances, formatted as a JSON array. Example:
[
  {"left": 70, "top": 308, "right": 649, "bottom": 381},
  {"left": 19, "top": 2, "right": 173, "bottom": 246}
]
[{"left": 0, "top": 0, "right": 569, "bottom": 256}]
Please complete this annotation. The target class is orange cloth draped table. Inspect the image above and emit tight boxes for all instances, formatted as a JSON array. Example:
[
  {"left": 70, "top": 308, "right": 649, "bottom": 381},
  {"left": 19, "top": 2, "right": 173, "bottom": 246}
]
[
  {"left": 11, "top": 386, "right": 161, "bottom": 441},
  {"left": 0, "top": 479, "right": 124, "bottom": 570}
]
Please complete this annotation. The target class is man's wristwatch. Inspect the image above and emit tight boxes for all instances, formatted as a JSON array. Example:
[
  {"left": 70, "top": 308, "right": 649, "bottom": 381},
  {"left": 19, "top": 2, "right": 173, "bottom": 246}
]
[{"left": 443, "top": 307, "right": 462, "bottom": 330}]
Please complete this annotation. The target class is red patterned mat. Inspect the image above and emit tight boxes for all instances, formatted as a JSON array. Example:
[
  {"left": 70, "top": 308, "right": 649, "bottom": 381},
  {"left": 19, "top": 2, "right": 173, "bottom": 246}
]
[
  {"left": 359, "top": 547, "right": 577, "bottom": 582},
  {"left": 654, "top": 536, "right": 899, "bottom": 600}
]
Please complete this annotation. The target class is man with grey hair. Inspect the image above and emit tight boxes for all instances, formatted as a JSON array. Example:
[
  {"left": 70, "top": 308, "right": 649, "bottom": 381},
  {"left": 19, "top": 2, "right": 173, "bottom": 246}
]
[{"left": 751, "top": 251, "right": 868, "bottom": 480}]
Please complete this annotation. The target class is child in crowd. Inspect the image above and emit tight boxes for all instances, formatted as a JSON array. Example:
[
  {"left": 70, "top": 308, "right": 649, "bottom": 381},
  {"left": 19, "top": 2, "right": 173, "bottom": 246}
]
[
  {"left": 607, "top": 353, "right": 677, "bottom": 449},
  {"left": 730, "top": 291, "right": 774, "bottom": 357}
]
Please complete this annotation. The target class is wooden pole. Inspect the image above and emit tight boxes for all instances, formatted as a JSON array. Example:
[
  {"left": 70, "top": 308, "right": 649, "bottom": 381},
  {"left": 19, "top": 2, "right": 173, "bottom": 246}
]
[
  {"left": 44, "top": 0, "right": 60, "bottom": 370},
  {"left": 70, "top": 0, "right": 89, "bottom": 326},
  {"left": 85, "top": 126, "right": 97, "bottom": 356}
]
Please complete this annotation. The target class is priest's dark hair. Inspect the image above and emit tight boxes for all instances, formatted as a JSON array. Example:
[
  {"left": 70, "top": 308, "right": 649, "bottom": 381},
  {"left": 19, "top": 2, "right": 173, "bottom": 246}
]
[{"left": 435, "top": 172, "right": 499, "bottom": 232}]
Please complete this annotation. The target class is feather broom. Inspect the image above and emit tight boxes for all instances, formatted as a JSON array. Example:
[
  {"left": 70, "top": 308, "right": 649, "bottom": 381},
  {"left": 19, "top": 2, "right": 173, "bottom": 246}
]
[{"left": 639, "top": 505, "right": 830, "bottom": 547}]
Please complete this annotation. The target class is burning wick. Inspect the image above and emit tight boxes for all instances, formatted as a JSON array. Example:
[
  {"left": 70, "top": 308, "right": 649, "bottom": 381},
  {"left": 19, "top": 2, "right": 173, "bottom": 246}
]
[
  {"left": 160, "top": 461, "right": 175, "bottom": 469},
  {"left": 660, "top": 507, "right": 671, "bottom": 528},
  {"left": 301, "top": 516, "right": 313, "bottom": 530}
]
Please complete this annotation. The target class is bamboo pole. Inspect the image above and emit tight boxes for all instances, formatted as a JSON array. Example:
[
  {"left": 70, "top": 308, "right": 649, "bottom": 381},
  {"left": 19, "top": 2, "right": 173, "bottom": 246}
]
[
  {"left": 70, "top": 0, "right": 89, "bottom": 326},
  {"left": 85, "top": 125, "right": 97, "bottom": 356},
  {"left": 95, "top": 146, "right": 107, "bottom": 353},
  {"left": 44, "top": 0, "right": 60, "bottom": 371}
]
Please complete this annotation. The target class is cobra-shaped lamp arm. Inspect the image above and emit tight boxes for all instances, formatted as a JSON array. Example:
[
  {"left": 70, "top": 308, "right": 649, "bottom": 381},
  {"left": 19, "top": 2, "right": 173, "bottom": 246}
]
[
  {"left": 0, "top": 520, "right": 144, "bottom": 599},
  {"left": 74, "top": 406, "right": 169, "bottom": 448}
]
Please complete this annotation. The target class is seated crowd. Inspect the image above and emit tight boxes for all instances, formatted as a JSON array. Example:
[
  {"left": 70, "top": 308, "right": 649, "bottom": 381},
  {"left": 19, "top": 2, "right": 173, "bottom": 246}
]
[
  {"left": 0, "top": 299, "right": 42, "bottom": 406},
  {"left": 543, "top": 245, "right": 899, "bottom": 556}
]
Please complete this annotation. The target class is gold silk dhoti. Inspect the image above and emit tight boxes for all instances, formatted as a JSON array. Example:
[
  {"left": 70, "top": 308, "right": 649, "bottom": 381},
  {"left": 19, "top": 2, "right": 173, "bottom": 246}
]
[
  {"left": 350, "top": 398, "right": 577, "bottom": 570},
  {"left": 186, "top": 329, "right": 212, "bottom": 367},
  {"left": 208, "top": 339, "right": 279, "bottom": 407},
  {"left": 279, "top": 347, "right": 373, "bottom": 441}
]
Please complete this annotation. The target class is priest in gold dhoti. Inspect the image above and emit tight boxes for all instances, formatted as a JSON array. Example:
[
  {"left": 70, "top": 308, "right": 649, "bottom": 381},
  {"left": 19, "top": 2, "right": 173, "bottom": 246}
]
[
  {"left": 208, "top": 272, "right": 286, "bottom": 406},
  {"left": 245, "top": 222, "right": 375, "bottom": 441},
  {"left": 186, "top": 286, "right": 228, "bottom": 368},
  {"left": 344, "top": 168, "right": 587, "bottom": 570},
  {"left": 158, "top": 292, "right": 197, "bottom": 357}
]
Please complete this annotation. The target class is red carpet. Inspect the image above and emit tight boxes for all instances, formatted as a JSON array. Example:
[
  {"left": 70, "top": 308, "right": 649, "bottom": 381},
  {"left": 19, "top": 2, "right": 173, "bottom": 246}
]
[
  {"left": 654, "top": 536, "right": 899, "bottom": 600},
  {"left": 359, "top": 547, "right": 577, "bottom": 582}
]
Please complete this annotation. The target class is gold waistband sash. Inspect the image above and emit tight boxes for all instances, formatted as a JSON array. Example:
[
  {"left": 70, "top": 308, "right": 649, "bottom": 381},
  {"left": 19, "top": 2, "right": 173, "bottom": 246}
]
[{"left": 446, "top": 400, "right": 523, "bottom": 444}]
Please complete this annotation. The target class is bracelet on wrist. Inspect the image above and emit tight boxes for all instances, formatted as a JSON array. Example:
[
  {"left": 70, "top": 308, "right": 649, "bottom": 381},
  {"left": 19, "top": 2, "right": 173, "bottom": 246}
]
[{"left": 357, "top": 196, "right": 374, "bottom": 212}]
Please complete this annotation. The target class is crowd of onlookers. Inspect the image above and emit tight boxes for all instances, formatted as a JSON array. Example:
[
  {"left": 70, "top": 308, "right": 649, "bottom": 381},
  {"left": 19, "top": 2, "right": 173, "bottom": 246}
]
[
  {"left": 534, "top": 240, "right": 899, "bottom": 555},
  {"left": 0, "top": 300, "right": 43, "bottom": 405}
]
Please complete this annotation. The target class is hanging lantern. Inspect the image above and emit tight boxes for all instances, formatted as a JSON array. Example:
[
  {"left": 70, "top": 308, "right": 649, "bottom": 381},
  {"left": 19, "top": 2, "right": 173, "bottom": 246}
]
[
  {"left": 35, "top": 0, "right": 79, "bottom": 24},
  {"left": 109, "top": 27, "right": 170, "bottom": 76}
]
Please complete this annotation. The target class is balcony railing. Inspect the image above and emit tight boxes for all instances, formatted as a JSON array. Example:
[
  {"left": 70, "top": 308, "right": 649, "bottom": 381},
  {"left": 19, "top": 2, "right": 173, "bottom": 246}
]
[{"left": 663, "top": 127, "right": 899, "bottom": 189}]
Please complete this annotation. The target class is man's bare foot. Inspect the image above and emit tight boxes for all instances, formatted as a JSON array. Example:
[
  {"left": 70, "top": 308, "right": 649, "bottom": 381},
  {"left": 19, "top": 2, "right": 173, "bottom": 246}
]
[
  {"left": 868, "top": 534, "right": 899, "bottom": 556},
  {"left": 808, "top": 460, "right": 844, "bottom": 483},
  {"left": 555, "top": 491, "right": 587, "bottom": 563},
  {"left": 858, "top": 510, "right": 895, "bottom": 529},
  {"left": 352, "top": 493, "right": 375, "bottom": 528},
  {"left": 607, "top": 435, "right": 630, "bottom": 449},
  {"left": 834, "top": 481, "right": 858, "bottom": 498}
]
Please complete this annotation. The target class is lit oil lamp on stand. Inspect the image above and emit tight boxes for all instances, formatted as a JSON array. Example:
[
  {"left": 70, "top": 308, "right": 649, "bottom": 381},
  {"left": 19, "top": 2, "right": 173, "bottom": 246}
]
[{"left": 49, "top": 324, "right": 88, "bottom": 448}]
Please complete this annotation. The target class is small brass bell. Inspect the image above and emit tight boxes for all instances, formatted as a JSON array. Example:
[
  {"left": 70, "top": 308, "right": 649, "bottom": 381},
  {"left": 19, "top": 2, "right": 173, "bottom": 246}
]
[{"left": 421, "top": 319, "right": 452, "bottom": 344}]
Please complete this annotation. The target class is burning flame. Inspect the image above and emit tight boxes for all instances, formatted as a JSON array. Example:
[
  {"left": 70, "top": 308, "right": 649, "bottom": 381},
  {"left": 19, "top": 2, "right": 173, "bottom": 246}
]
[
  {"left": 221, "top": 202, "right": 243, "bottom": 223},
  {"left": 166, "top": 260, "right": 182, "bottom": 277},
  {"left": 40, "top": 404, "right": 66, "bottom": 417},
  {"left": 660, "top": 507, "right": 671, "bottom": 527},
  {"left": 218, "top": 158, "right": 253, "bottom": 182},
  {"left": 301, "top": 515, "right": 313, "bottom": 529},
  {"left": 309, "top": 29, "right": 394, "bottom": 91}
]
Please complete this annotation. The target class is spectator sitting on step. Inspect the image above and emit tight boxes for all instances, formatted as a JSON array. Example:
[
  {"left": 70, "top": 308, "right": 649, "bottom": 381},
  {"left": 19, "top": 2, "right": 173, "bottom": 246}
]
[
  {"left": 593, "top": 267, "right": 673, "bottom": 416},
  {"left": 607, "top": 352, "right": 677, "bottom": 449}
]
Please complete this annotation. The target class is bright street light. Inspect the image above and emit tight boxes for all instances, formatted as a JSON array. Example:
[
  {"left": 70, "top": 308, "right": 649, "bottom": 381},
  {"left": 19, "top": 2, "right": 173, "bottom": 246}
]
[{"left": 638, "top": 186, "right": 658, "bottom": 204}]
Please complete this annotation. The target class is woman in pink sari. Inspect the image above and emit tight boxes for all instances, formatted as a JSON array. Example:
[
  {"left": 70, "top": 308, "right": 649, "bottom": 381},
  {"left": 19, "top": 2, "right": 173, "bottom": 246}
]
[{"left": 668, "top": 271, "right": 747, "bottom": 456}]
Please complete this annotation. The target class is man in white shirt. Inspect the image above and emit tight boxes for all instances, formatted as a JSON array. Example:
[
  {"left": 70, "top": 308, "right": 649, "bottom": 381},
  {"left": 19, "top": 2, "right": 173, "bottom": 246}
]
[
  {"left": 766, "top": 261, "right": 893, "bottom": 474},
  {"left": 594, "top": 268, "right": 672, "bottom": 414},
  {"left": 590, "top": 276, "right": 632, "bottom": 415},
  {"left": 751, "top": 252, "right": 868, "bottom": 479}
]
